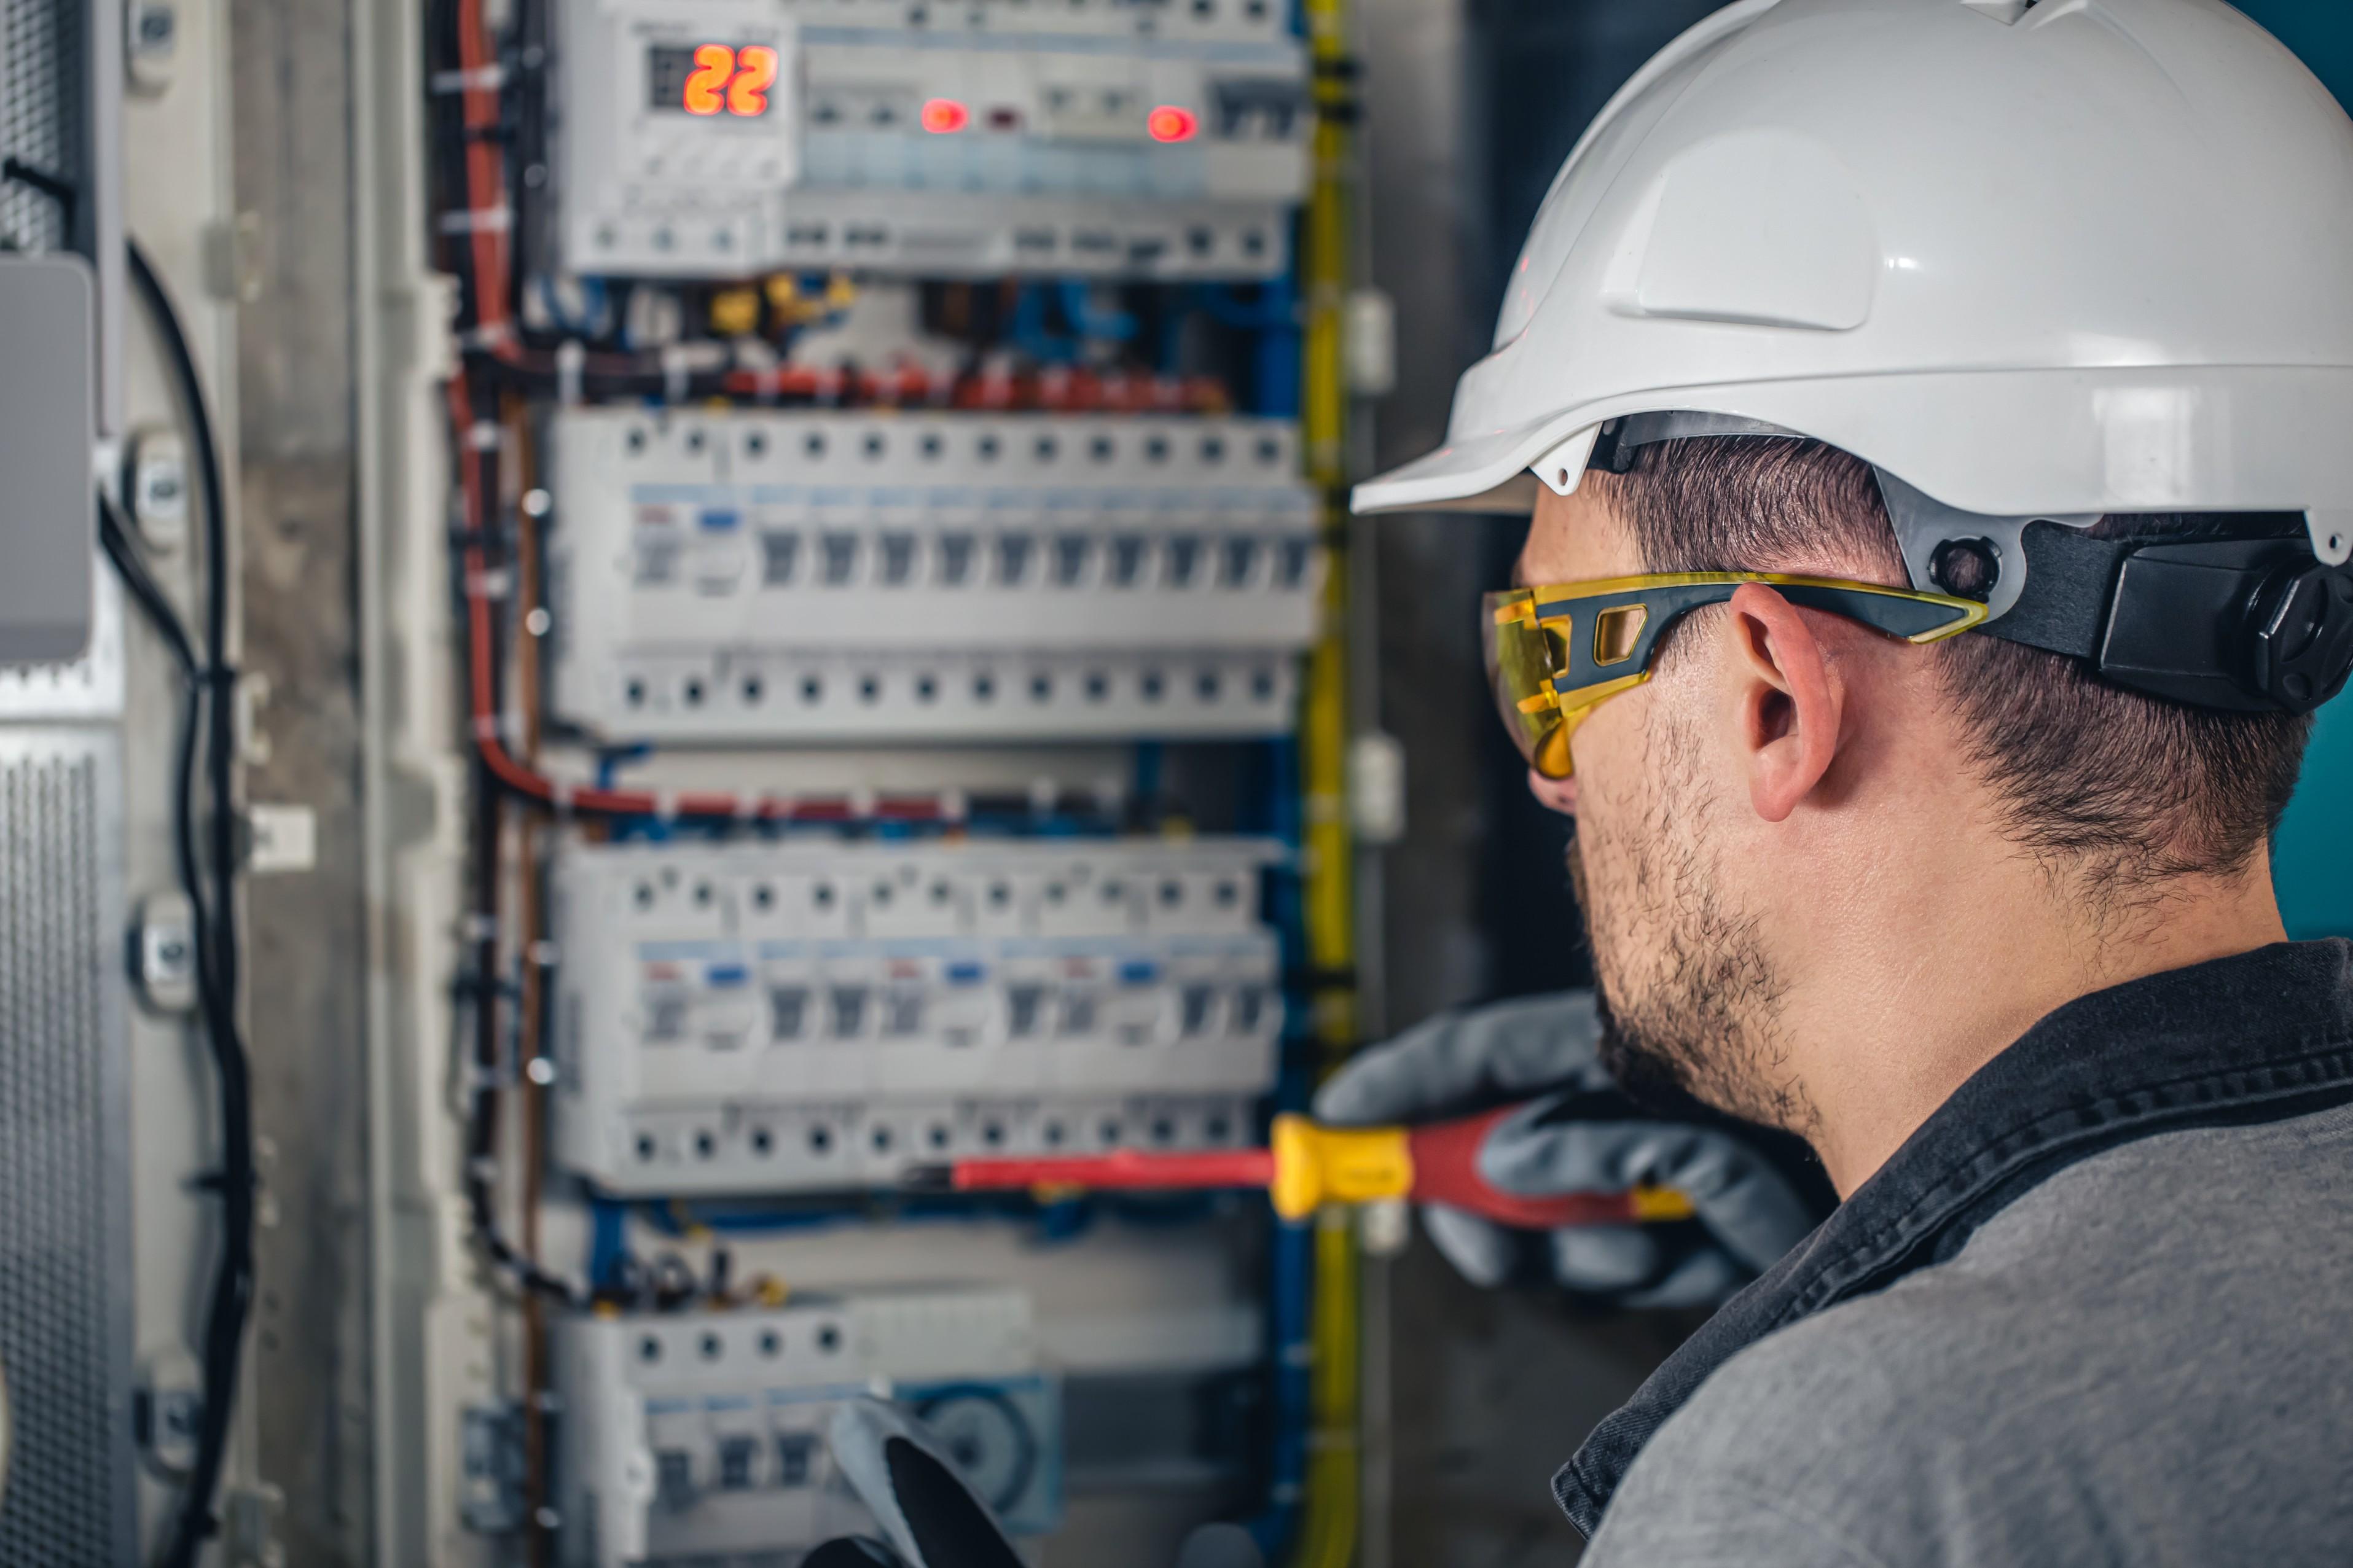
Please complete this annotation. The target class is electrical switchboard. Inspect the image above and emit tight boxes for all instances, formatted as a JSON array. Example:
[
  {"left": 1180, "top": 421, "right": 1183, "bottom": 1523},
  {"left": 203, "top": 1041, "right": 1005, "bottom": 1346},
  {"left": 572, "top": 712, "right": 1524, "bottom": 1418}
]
[{"left": 397, "top": 0, "right": 1348, "bottom": 1550}]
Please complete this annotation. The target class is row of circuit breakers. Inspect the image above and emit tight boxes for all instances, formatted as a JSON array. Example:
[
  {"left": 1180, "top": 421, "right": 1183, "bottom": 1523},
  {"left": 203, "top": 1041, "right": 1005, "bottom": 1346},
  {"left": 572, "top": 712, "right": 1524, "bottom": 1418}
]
[
  {"left": 545, "top": 408, "right": 1323, "bottom": 741},
  {"left": 552, "top": 835, "right": 1280, "bottom": 1194},
  {"left": 560, "top": 0, "right": 1312, "bottom": 278},
  {"left": 557, "top": 1289, "right": 1057, "bottom": 1566}
]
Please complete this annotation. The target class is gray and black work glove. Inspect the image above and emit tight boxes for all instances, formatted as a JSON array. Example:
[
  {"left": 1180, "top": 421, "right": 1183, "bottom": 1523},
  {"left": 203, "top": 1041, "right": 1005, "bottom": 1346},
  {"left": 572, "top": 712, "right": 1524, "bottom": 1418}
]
[
  {"left": 812, "top": 1399, "right": 1268, "bottom": 1568},
  {"left": 809, "top": 1398, "right": 1024, "bottom": 1568},
  {"left": 1313, "top": 991, "right": 1829, "bottom": 1307}
]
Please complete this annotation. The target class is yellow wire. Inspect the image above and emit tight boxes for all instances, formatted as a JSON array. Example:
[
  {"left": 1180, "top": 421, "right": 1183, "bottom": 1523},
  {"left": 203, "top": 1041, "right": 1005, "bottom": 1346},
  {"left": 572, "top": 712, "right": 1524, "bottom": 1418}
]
[{"left": 1296, "top": 0, "right": 1361, "bottom": 1559}]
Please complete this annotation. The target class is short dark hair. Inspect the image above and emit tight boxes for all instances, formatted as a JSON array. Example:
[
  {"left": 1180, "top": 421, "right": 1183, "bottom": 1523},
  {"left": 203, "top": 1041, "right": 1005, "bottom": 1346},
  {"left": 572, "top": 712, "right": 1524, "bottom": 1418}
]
[{"left": 1589, "top": 436, "right": 2312, "bottom": 886}]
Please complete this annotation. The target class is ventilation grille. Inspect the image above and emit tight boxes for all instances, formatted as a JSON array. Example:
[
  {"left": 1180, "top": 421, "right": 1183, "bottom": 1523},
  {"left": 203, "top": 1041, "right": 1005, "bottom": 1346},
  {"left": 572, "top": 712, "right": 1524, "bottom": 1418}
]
[
  {"left": 0, "top": 739, "right": 132, "bottom": 1564},
  {"left": 0, "top": 0, "right": 81, "bottom": 255}
]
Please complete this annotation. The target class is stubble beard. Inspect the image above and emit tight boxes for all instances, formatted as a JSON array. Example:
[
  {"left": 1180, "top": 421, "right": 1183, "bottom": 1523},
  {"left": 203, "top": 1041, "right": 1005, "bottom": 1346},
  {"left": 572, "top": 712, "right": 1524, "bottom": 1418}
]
[{"left": 1565, "top": 728, "right": 1815, "bottom": 1137}]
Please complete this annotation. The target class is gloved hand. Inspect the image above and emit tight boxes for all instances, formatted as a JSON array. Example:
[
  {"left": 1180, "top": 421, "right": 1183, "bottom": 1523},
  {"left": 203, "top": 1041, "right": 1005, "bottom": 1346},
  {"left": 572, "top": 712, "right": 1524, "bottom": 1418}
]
[
  {"left": 810, "top": 1398, "right": 1024, "bottom": 1568},
  {"left": 1313, "top": 990, "right": 1829, "bottom": 1307},
  {"left": 812, "top": 1398, "right": 1267, "bottom": 1568}
]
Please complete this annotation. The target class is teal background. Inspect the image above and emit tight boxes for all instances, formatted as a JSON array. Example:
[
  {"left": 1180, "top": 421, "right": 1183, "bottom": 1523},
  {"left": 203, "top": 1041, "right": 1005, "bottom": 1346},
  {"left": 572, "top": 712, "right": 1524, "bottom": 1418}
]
[{"left": 2240, "top": 0, "right": 2351, "bottom": 939}]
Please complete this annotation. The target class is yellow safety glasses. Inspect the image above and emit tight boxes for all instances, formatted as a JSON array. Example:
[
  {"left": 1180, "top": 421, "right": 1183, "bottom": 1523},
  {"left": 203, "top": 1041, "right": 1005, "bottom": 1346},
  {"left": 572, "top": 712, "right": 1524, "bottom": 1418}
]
[{"left": 1485, "top": 572, "right": 1990, "bottom": 779}]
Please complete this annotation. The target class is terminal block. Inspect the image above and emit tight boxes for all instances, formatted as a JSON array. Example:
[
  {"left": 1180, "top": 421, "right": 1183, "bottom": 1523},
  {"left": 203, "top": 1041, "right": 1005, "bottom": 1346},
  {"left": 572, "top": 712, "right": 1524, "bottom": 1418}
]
[
  {"left": 542, "top": 408, "right": 1322, "bottom": 744},
  {"left": 549, "top": 836, "right": 1283, "bottom": 1194},
  {"left": 554, "top": 0, "right": 1311, "bottom": 279},
  {"left": 555, "top": 1289, "right": 1058, "bottom": 1567}
]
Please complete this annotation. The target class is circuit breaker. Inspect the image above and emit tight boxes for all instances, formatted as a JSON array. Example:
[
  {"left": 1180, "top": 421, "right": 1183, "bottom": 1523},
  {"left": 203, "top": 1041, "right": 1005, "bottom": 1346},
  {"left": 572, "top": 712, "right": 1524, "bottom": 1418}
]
[
  {"left": 554, "top": 0, "right": 1312, "bottom": 278},
  {"left": 550, "top": 836, "right": 1283, "bottom": 1194},
  {"left": 542, "top": 408, "right": 1322, "bottom": 743},
  {"left": 555, "top": 1287, "right": 1059, "bottom": 1567}
]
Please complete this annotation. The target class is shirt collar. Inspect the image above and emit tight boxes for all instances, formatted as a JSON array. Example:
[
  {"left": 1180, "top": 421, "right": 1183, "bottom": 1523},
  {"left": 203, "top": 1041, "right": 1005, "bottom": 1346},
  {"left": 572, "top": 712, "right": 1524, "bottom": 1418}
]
[{"left": 1554, "top": 938, "right": 2353, "bottom": 1537}]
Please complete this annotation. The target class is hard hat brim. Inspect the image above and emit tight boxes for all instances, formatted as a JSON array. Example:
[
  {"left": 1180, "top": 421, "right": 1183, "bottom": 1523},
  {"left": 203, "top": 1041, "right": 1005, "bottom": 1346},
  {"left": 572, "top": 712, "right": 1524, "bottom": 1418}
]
[
  {"left": 1350, "top": 418, "right": 1562, "bottom": 517},
  {"left": 1352, "top": 367, "right": 2353, "bottom": 575}
]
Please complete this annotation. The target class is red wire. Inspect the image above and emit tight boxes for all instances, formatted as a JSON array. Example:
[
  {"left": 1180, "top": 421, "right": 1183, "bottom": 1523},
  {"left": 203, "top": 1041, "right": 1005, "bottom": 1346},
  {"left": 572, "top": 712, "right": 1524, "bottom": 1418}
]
[{"left": 448, "top": 376, "right": 955, "bottom": 824}]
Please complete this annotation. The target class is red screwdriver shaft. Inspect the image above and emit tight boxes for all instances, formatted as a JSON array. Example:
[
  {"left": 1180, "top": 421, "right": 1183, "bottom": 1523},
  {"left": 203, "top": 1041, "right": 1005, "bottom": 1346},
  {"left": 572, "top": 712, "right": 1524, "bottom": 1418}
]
[{"left": 947, "top": 1146, "right": 1278, "bottom": 1194}]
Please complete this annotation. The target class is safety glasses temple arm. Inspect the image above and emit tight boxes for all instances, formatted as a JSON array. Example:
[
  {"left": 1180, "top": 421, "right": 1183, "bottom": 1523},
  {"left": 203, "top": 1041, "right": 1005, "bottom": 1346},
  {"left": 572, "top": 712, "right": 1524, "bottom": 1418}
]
[{"left": 1513, "top": 574, "right": 1984, "bottom": 695}]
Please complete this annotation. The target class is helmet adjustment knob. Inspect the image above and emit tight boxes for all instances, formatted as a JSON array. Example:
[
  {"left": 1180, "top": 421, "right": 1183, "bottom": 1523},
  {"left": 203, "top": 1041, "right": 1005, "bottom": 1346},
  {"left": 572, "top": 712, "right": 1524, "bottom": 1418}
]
[{"left": 2249, "top": 565, "right": 2353, "bottom": 714}]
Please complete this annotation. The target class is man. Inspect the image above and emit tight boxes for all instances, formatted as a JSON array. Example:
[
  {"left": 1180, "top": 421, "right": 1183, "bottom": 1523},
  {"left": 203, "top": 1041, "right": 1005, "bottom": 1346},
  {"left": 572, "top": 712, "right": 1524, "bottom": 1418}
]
[{"left": 1323, "top": 0, "right": 2353, "bottom": 1560}]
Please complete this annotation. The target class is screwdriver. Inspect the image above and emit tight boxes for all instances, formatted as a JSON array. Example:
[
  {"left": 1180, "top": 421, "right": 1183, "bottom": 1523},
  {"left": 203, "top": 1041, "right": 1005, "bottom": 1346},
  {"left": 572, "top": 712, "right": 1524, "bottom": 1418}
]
[{"left": 911, "top": 1106, "right": 1697, "bottom": 1227}]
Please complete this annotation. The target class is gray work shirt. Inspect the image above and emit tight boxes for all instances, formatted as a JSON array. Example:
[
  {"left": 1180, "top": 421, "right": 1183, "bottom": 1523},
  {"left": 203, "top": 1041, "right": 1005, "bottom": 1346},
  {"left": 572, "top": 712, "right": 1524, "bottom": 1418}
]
[
  {"left": 1554, "top": 941, "right": 2353, "bottom": 1564},
  {"left": 1584, "top": 1103, "right": 2353, "bottom": 1566}
]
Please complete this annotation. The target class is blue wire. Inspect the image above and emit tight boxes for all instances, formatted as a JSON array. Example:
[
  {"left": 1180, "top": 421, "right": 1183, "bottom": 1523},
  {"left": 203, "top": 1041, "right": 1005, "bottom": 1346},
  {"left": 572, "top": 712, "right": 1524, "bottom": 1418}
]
[
  {"left": 594, "top": 745, "right": 651, "bottom": 789},
  {"left": 1059, "top": 279, "right": 1137, "bottom": 341},
  {"left": 632, "top": 1192, "right": 1171, "bottom": 1242},
  {"left": 1133, "top": 741, "right": 1165, "bottom": 816},
  {"left": 1251, "top": 1218, "right": 1315, "bottom": 1559},
  {"left": 536, "top": 274, "right": 613, "bottom": 339},
  {"left": 640, "top": 1204, "right": 847, "bottom": 1237},
  {"left": 593, "top": 744, "right": 677, "bottom": 843},
  {"left": 1248, "top": 728, "right": 1315, "bottom": 1552},
  {"left": 1191, "top": 282, "right": 1293, "bottom": 332},
  {"left": 1254, "top": 273, "right": 1302, "bottom": 420},
  {"left": 1011, "top": 283, "right": 1074, "bottom": 366},
  {"left": 588, "top": 1196, "right": 630, "bottom": 1293}
]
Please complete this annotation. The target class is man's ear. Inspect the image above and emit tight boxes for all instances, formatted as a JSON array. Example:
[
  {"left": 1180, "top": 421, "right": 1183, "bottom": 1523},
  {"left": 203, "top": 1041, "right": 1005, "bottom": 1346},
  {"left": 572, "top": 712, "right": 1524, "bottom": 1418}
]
[{"left": 1723, "top": 583, "right": 1846, "bottom": 823}]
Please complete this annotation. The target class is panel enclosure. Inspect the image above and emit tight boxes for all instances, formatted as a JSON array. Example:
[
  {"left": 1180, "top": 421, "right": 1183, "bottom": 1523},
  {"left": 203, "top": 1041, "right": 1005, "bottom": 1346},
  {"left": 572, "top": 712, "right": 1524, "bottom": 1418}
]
[
  {"left": 0, "top": 257, "right": 96, "bottom": 666},
  {"left": 543, "top": 408, "right": 1323, "bottom": 743},
  {"left": 550, "top": 836, "right": 1283, "bottom": 1195},
  {"left": 554, "top": 0, "right": 1312, "bottom": 279},
  {"left": 555, "top": 1289, "right": 1059, "bottom": 1567},
  {"left": 0, "top": 730, "right": 136, "bottom": 1566}
]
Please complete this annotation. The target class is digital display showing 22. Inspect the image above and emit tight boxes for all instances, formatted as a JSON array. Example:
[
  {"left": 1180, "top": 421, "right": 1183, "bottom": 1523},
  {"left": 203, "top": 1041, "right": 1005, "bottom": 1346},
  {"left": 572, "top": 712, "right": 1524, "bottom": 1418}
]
[{"left": 647, "top": 42, "right": 779, "bottom": 117}]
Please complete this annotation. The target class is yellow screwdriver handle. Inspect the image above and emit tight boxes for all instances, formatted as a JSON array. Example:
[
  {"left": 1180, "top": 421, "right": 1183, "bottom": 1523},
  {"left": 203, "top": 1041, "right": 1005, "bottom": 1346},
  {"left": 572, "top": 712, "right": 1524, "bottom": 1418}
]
[{"left": 1269, "top": 1114, "right": 1412, "bottom": 1220}]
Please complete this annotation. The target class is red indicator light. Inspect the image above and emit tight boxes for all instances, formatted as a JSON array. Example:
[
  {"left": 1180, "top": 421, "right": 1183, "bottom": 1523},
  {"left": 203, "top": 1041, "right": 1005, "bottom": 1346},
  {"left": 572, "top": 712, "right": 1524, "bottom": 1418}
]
[
  {"left": 922, "top": 98, "right": 971, "bottom": 134},
  {"left": 1147, "top": 105, "right": 1199, "bottom": 143}
]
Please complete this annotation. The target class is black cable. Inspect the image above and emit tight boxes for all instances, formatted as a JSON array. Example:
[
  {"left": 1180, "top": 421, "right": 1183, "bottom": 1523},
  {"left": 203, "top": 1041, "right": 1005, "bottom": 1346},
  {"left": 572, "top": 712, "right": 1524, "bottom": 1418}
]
[
  {"left": 123, "top": 239, "right": 255, "bottom": 1568},
  {"left": 95, "top": 496, "right": 214, "bottom": 1096},
  {"left": 1, "top": 155, "right": 78, "bottom": 235},
  {"left": 452, "top": 372, "right": 582, "bottom": 1308},
  {"left": 125, "top": 244, "right": 239, "bottom": 1031},
  {"left": 512, "top": 0, "right": 552, "bottom": 287},
  {"left": 97, "top": 494, "right": 197, "bottom": 678},
  {"left": 99, "top": 499, "right": 243, "bottom": 1564}
]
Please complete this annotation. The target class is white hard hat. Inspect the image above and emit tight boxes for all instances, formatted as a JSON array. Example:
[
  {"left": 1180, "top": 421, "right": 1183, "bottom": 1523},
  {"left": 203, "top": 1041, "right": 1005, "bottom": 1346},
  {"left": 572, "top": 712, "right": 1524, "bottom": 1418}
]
[{"left": 1355, "top": 0, "right": 2353, "bottom": 601}]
